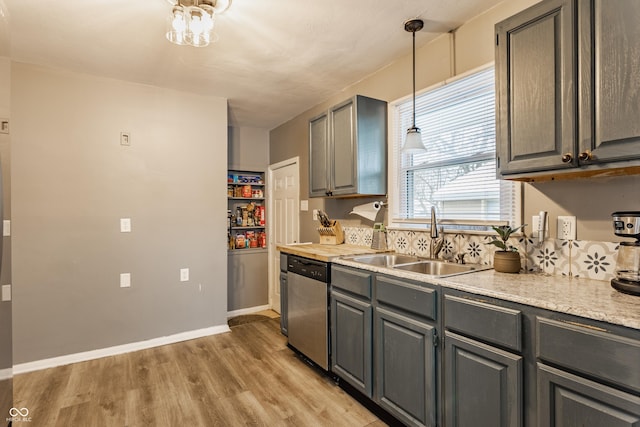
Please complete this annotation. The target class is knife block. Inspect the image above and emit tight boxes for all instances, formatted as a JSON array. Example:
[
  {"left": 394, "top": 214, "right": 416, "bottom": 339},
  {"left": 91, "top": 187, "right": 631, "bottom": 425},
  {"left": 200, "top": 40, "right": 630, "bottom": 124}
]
[{"left": 317, "top": 220, "right": 344, "bottom": 245}]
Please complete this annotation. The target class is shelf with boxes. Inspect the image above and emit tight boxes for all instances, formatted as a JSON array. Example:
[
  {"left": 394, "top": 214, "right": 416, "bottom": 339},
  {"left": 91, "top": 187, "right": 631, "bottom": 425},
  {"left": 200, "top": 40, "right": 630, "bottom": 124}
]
[{"left": 227, "top": 170, "right": 267, "bottom": 251}]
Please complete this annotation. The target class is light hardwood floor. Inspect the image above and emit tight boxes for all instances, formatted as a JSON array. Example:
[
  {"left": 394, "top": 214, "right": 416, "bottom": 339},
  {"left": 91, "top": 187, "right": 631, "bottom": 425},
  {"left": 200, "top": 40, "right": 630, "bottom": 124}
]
[{"left": 14, "top": 314, "right": 385, "bottom": 426}]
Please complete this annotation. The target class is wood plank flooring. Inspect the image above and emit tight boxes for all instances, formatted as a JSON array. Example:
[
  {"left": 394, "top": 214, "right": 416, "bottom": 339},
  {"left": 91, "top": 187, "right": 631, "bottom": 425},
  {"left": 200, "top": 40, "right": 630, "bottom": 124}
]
[{"left": 14, "top": 314, "right": 385, "bottom": 426}]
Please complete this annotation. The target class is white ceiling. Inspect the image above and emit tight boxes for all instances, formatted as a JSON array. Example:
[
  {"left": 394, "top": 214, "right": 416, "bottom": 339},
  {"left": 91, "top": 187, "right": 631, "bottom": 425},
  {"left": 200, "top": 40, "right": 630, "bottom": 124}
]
[{"left": 0, "top": 0, "right": 503, "bottom": 129}]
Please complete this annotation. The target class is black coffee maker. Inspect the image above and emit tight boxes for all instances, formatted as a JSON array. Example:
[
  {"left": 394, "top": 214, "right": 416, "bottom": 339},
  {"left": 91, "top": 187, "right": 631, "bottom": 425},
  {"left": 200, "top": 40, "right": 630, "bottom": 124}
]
[{"left": 612, "top": 211, "right": 640, "bottom": 296}]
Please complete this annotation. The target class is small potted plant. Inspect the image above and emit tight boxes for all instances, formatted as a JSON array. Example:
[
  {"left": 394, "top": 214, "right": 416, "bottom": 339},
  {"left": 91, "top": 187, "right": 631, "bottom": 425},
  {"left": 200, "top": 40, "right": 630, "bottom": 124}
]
[{"left": 488, "top": 224, "right": 527, "bottom": 273}]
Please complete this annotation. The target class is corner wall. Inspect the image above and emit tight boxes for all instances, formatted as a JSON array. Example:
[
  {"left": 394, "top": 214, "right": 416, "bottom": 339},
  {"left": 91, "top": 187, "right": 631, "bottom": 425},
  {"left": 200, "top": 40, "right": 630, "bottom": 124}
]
[{"left": 11, "top": 63, "right": 228, "bottom": 364}]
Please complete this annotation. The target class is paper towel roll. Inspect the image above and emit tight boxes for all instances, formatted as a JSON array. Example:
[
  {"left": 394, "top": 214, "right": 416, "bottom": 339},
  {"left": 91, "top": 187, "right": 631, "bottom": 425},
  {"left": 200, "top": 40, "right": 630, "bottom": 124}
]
[{"left": 350, "top": 201, "right": 383, "bottom": 222}]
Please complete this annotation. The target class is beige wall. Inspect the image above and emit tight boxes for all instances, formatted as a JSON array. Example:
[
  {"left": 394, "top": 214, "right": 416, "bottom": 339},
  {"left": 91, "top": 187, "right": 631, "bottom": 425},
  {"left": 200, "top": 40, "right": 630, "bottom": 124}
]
[
  {"left": 270, "top": 0, "right": 640, "bottom": 243},
  {"left": 11, "top": 62, "right": 228, "bottom": 364},
  {"left": 0, "top": 56, "right": 11, "bottom": 375}
]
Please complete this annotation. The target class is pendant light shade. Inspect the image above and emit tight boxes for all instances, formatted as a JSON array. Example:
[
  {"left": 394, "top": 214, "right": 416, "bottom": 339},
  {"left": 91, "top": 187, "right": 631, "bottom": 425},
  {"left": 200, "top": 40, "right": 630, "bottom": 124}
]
[{"left": 402, "top": 18, "right": 427, "bottom": 154}]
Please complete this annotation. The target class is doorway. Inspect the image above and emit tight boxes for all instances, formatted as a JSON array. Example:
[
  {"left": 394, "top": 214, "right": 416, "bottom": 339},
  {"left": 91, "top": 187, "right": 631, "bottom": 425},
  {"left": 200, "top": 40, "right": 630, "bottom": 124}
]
[{"left": 268, "top": 157, "right": 300, "bottom": 313}]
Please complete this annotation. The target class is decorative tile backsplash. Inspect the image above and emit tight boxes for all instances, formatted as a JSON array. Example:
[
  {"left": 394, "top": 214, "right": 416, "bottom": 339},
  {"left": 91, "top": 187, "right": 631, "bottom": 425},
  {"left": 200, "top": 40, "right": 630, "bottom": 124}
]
[{"left": 343, "top": 226, "right": 620, "bottom": 281}]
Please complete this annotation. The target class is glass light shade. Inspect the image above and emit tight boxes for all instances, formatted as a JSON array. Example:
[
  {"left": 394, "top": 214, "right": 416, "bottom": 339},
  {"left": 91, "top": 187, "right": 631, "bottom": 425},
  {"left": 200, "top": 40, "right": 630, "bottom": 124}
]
[{"left": 402, "top": 127, "right": 427, "bottom": 153}]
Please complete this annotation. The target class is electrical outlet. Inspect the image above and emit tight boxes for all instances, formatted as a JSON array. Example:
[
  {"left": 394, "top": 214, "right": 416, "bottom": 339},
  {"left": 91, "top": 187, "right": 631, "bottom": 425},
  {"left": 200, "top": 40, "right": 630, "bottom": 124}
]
[
  {"left": 532, "top": 215, "right": 549, "bottom": 239},
  {"left": 120, "top": 273, "right": 131, "bottom": 288},
  {"left": 180, "top": 268, "right": 189, "bottom": 282},
  {"left": 557, "top": 216, "right": 577, "bottom": 240},
  {"left": 313, "top": 209, "right": 319, "bottom": 221}
]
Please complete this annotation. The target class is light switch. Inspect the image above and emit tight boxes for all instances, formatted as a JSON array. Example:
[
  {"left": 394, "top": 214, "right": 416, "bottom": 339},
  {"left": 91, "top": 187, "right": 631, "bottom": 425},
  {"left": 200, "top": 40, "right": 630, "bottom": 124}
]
[
  {"left": 120, "top": 132, "right": 131, "bottom": 146},
  {"left": 180, "top": 268, "right": 189, "bottom": 282},
  {"left": 120, "top": 218, "right": 131, "bottom": 233},
  {"left": 2, "top": 220, "right": 9, "bottom": 236},
  {"left": 1, "top": 284, "right": 10, "bottom": 301},
  {"left": 300, "top": 200, "right": 309, "bottom": 211},
  {"left": 120, "top": 273, "right": 131, "bottom": 288}
]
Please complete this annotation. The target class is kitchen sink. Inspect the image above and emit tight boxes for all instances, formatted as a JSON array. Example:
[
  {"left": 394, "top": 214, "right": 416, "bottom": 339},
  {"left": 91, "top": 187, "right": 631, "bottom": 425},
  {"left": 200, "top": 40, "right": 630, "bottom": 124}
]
[
  {"left": 341, "top": 254, "right": 421, "bottom": 267},
  {"left": 393, "top": 260, "right": 490, "bottom": 277}
]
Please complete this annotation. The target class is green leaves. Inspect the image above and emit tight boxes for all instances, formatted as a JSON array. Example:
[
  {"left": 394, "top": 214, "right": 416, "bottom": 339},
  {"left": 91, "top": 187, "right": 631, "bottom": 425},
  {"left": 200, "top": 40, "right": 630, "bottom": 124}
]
[{"left": 488, "top": 224, "right": 527, "bottom": 252}]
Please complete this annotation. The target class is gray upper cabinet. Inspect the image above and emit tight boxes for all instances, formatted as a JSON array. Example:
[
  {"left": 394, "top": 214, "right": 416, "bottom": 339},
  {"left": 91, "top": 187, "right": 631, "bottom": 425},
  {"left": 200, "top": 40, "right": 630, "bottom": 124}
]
[
  {"left": 496, "top": 0, "right": 576, "bottom": 176},
  {"left": 578, "top": 0, "right": 640, "bottom": 165},
  {"left": 496, "top": 0, "right": 640, "bottom": 179},
  {"left": 309, "top": 95, "right": 387, "bottom": 197}
]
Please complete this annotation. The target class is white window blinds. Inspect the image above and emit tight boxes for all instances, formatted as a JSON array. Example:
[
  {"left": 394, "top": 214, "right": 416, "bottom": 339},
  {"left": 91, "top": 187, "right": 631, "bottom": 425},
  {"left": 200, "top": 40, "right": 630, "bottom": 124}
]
[{"left": 391, "top": 66, "right": 520, "bottom": 229}]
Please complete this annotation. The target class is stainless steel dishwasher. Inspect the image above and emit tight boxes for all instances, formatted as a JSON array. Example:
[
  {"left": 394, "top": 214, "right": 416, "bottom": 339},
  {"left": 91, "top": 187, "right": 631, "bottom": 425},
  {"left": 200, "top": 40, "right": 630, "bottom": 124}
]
[{"left": 287, "top": 254, "right": 329, "bottom": 370}]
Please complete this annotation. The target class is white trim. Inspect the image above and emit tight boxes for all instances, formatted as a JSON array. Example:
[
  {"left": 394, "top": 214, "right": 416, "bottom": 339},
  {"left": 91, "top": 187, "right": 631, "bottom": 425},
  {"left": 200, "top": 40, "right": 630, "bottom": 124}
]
[
  {"left": 227, "top": 304, "right": 271, "bottom": 319},
  {"left": 13, "top": 324, "right": 230, "bottom": 375},
  {"left": 0, "top": 367, "right": 11, "bottom": 381}
]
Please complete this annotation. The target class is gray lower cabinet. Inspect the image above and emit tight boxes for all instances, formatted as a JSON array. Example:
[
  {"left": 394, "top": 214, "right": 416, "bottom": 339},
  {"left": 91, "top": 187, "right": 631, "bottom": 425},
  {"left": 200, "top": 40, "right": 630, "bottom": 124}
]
[
  {"left": 444, "top": 332, "right": 522, "bottom": 427},
  {"left": 331, "top": 264, "right": 374, "bottom": 397},
  {"left": 537, "top": 363, "right": 640, "bottom": 426},
  {"left": 375, "top": 306, "right": 437, "bottom": 427},
  {"left": 374, "top": 275, "right": 439, "bottom": 427},
  {"left": 331, "top": 289, "right": 373, "bottom": 397},
  {"left": 443, "top": 294, "right": 523, "bottom": 427},
  {"left": 535, "top": 316, "right": 640, "bottom": 426}
]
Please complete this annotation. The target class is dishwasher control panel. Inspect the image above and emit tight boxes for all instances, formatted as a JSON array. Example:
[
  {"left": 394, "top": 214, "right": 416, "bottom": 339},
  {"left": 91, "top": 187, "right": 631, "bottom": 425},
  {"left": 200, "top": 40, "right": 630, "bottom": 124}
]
[{"left": 288, "top": 255, "right": 329, "bottom": 283}]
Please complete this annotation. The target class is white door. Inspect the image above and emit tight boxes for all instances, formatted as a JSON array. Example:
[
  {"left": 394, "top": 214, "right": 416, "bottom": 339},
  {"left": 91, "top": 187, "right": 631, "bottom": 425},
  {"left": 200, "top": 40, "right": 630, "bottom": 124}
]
[{"left": 268, "top": 158, "right": 300, "bottom": 313}]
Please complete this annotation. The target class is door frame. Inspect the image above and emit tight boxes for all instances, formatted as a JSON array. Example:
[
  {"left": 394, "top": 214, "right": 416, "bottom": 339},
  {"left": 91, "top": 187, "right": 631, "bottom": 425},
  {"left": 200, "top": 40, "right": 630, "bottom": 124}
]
[{"left": 267, "top": 157, "right": 300, "bottom": 311}]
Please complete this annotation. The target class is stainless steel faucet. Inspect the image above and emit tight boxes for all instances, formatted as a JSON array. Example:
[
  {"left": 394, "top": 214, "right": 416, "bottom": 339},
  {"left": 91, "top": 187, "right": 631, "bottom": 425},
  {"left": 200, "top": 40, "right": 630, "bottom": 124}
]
[{"left": 430, "top": 207, "right": 444, "bottom": 259}]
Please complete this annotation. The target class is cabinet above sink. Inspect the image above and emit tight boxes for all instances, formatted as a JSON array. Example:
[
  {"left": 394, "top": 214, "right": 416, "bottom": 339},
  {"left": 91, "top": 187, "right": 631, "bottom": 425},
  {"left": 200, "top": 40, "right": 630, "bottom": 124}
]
[
  {"left": 309, "top": 95, "right": 387, "bottom": 197},
  {"left": 495, "top": 0, "right": 640, "bottom": 181}
]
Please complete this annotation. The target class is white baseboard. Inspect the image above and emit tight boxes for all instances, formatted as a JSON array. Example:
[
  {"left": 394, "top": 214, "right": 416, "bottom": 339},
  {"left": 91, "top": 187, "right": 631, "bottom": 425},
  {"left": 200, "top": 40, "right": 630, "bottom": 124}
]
[
  {"left": 227, "top": 304, "right": 271, "bottom": 319},
  {"left": 0, "top": 367, "right": 11, "bottom": 381},
  {"left": 13, "top": 324, "right": 231, "bottom": 375}
]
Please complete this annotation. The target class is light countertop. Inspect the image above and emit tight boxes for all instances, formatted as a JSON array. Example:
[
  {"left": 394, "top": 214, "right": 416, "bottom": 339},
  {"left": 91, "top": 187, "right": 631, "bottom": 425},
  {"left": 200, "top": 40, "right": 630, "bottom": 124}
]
[
  {"left": 333, "top": 257, "right": 640, "bottom": 330},
  {"left": 277, "top": 243, "right": 387, "bottom": 262}
]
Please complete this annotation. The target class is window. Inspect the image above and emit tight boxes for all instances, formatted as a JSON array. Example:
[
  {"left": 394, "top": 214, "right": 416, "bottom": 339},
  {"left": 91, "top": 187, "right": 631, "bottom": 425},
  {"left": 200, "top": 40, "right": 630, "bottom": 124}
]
[{"left": 390, "top": 66, "right": 520, "bottom": 230}]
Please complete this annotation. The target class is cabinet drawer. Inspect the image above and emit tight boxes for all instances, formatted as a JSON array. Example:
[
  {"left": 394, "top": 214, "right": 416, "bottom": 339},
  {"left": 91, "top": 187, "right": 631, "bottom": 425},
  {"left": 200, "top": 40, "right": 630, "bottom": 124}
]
[
  {"left": 376, "top": 276, "right": 437, "bottom": 321},
  {"left": 537, "top": 317, "right": 640, "bottom": 393},
  {"left": 444, "top": 295, "right": 522, "bottom": 353},
  {"left": 331, "top": 266, "right": 372, "bottom": 299}
]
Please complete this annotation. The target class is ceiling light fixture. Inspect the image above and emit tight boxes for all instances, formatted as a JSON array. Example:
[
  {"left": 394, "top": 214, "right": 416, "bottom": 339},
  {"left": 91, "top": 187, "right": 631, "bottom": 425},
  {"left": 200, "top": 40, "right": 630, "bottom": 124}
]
[
  {"left": 402, "top": 18, "right": 427, "bottom": 154},
  {"left": 166, "top": 0, "right": 231, "bottom": 47}
]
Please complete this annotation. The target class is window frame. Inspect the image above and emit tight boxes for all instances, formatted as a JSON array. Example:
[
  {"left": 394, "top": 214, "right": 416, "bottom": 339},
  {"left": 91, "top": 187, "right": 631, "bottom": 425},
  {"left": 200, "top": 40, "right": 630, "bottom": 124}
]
[{"left": 387, "top": 63, "right": 522, "bottom": 234}]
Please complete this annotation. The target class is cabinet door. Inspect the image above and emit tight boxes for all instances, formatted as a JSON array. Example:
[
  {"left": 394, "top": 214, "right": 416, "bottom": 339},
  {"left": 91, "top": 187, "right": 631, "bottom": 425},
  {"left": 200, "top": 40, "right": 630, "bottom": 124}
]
[
  {"left": 538, "top": 363, "right": 640, "bottom": 427},
  {"left": 309, "top": 112, "right": 329, "bottom": 197},
  {"left": 329, "top": 98, "right": 357, "bottom": 195},
  {"left": 375, "top": 306, "right": 437, "bottom": 427},
  {"left": 578, "top": 0, "right": 640, "bottom": 164},
  {"left": 279, "top": 272, "right": 288, "bottom": 336},
  {"left": 444, "top": 332, "right": 523, "bottom": 427},
  {"left": 331, "top": 290, "right": 373, "bottom": 397},
  {"left": 496, "top": 0, "right": 576, "bottom": 175}
]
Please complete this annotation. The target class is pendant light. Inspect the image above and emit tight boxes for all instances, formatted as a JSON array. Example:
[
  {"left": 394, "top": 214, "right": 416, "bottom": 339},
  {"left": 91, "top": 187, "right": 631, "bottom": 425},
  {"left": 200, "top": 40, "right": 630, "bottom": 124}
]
[{"left": 402, "top": 19, "right": 427, "bottom": 153}]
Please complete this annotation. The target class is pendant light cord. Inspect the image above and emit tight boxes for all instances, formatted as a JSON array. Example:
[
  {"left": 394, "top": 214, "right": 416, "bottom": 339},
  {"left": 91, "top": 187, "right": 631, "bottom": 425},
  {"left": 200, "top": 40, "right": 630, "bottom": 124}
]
[{"left": 412, "top": 28, "right": 416, "bottom": 128}]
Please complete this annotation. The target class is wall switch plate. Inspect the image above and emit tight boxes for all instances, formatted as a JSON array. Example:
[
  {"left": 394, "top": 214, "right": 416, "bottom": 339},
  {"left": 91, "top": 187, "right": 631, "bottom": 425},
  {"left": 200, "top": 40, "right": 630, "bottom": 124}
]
[
  {"left": 120, "top": 218, "right": 131, "bottom": 233},
  {"left": 180, "top": 268, "right": 189, "bottom": 282},
  {"left": 120, "top": 273, "right": 131, "bottom": 288},
  {"left": 0, "top": 119, "right": 8, "bottom": 134},
  {"left": 120, "top": 132, "right": 131, "bottom": 146},
  {"left": 557, "top": 216, "right": 577, "bottom": 240},
  {"left": 1, "top": 284, "right": 10, "bottom": 301},
  {"left": 313, "top": 209, "right": 319, "bottom": 221},
  {"left": 300, "top": 200, "right": 309, "bottom": 211},
  {"left": 2, "top": 220, "right": 9, "bottom": 236},
  {"left": 532, "top": 214, "right": 549, "bottom": 239}
]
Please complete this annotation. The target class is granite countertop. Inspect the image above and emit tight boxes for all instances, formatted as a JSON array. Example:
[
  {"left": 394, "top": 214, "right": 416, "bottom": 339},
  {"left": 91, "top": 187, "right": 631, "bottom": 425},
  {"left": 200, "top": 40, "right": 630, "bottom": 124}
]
[
  {"left": 333, "top": 257, "right": 640, "bottom": 331},
  {"left": 277, "top": 243, "right": 388, "bottom": 262}
]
